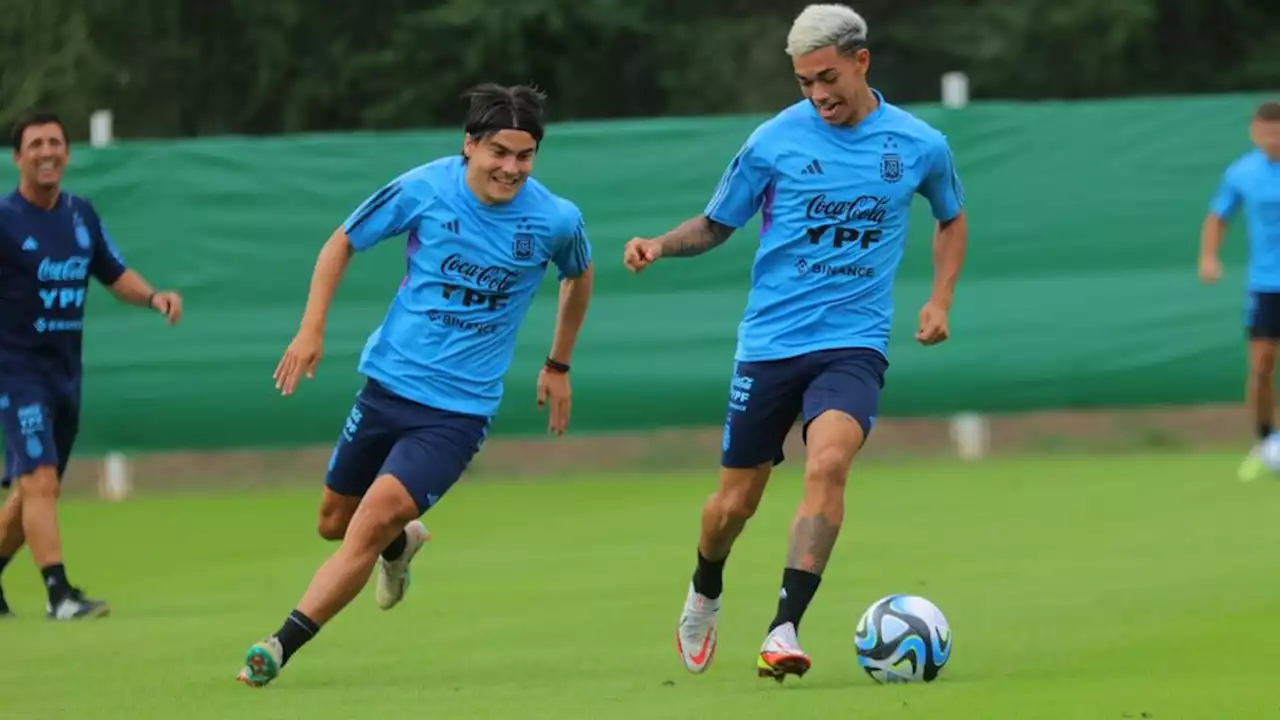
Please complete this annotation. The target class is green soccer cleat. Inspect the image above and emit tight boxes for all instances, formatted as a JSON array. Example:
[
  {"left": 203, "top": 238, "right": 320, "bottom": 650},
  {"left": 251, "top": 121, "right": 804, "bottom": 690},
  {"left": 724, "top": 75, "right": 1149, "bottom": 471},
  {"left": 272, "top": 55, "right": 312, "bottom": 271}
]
[{"left": 236, "top": 637, "right": 283, "bottom": 688}]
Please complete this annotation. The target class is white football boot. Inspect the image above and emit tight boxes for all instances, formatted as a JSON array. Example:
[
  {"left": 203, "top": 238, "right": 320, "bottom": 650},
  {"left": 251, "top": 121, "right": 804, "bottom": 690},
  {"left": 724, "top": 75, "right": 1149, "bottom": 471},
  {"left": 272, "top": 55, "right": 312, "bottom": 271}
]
[
  {"left": 757, "top": 621, "right": 811, "bottom": 682},
  {"left": 375, "top": 519, "right": 430, "bottom": 610},
  {"left": 675, "top": 583, "right": 720, "bottom": 673}
]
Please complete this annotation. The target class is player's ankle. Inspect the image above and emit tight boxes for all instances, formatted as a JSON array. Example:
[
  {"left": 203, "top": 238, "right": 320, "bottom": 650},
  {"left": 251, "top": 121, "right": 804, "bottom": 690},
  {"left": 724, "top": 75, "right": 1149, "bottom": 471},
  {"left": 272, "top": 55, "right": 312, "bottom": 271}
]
[
  {"left": 275, "top": 609, "right": 321, "bottom": 666},
  {"left": 380, "top": 529, "right": 408, "bottom": 562},
  {"left": 41, "top": 563, "right": 71, "bottom": 603},
  {"left": 692, "top": 550, "right": 727, "bottom": 600}
]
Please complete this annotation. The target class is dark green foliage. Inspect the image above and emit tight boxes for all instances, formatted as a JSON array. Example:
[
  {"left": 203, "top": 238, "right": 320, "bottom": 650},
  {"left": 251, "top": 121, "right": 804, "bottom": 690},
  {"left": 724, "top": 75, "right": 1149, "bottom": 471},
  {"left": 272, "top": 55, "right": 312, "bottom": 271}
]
[{"left": 0, "top": 0, "right": 1276, "bottom": 139}]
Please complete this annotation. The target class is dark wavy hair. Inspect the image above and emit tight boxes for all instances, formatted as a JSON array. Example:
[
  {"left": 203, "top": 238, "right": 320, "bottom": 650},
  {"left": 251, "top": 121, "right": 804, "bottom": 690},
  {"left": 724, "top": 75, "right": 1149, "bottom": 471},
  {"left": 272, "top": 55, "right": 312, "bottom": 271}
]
[{"left": 461, "top": 83, "right": 548, "bottom": 146}]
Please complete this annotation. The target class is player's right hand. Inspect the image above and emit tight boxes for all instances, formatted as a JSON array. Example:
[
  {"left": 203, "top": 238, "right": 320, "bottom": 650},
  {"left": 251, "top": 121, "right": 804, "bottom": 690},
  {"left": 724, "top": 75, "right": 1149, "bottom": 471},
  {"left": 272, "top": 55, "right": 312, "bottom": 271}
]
[
  {"left": 274, "top": 328, "right": 324, "bottom": 396},
  {"left": 1199, "top": 254, "right": 1223, "bottom": 284},
  {"left": 623, "top": 237, "right": 663, "bottom": 273}
]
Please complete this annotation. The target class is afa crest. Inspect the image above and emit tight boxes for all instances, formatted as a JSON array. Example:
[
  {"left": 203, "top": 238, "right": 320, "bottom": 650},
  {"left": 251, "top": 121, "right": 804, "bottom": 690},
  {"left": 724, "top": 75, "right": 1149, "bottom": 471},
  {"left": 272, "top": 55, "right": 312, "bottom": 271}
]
[
  {"left": 512, "top": 232, "right": 535, "bottom": 261},
  {"left": 880, "top": 153, "right": 903, "bottom": 183}
]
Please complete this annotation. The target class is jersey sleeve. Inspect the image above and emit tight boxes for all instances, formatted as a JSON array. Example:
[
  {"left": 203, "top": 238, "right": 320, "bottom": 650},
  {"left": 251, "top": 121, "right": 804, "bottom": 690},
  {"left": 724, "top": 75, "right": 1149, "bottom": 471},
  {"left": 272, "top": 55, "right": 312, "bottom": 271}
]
[
  {"left": 1208, "top": 164, "right": 1242, "bottom": 220},
  {"left": 551, "top": 206, "right": 593, "bottom": 280},
  {"left": 88, "top": 211, "right": 127, "bottom": 285},
  {"left": 703, "top": 132, "right": 773, "bottom": 229},
  {"left": 918, "top": 135, "right": 965, "bottom": 223},
  {"left": 342, "top": 170, "right": 431, "bottom": 251}
]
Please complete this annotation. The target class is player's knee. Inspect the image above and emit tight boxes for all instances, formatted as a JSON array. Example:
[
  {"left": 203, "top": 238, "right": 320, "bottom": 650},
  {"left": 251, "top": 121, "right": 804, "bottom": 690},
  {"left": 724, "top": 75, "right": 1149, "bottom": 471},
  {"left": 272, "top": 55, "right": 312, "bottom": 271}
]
[
  {"left": 1250, "top": 359, "right": 1276, "bottom": 382},
  {"left": 711, "top": 467, "right": 769, "bottom": 521},
  {"left": 803, "top": 444, "right": 852, "bottom": 490},
  {"left": 339, "top": 474, "right": 420, "bottom": 553},
  {"left": 317, "top": 489, "right": 360, "bottom": 541},
  {"left": 712, "top": 489, "right": 760, "bottom": 522},
  {"left": 316, "top": 511, "right": 348, "bottom": 541},
  {"left": 17, "top": 467, "right": 60, "bottom": 500}
]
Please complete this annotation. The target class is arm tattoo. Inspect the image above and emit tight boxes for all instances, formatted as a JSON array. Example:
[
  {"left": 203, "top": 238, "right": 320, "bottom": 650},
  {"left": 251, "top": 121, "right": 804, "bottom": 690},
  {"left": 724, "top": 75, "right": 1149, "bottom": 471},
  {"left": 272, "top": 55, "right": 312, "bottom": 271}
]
[
  {"left": 658, "top": 216, "right": 734, "bottom": 258},
  {"left": 786, "top": 513, "right": 841, "bottom": 575}
]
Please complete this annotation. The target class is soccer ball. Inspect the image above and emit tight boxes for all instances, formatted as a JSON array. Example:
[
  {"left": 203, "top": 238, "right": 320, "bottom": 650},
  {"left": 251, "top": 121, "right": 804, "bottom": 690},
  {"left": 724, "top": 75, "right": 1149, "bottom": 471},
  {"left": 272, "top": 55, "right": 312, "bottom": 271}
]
[{"left": 854, "top": 594, "right": 952, "bottom": 683}]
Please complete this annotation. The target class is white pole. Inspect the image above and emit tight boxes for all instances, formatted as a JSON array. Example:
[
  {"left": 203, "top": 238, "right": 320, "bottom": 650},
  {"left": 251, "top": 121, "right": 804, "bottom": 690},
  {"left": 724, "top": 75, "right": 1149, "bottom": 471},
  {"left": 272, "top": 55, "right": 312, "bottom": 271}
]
[
  {"left": 941, "top": 72, "right": 970, "bottom": 110},
  {"left": 89, "top": 110, "right": 114, "bottom": 148},
  {"left": 100, "top": 451, "right": 132, "bottom": 501},
  {"left": 950, "top": 412, "right": 989, "bottom": 461}
]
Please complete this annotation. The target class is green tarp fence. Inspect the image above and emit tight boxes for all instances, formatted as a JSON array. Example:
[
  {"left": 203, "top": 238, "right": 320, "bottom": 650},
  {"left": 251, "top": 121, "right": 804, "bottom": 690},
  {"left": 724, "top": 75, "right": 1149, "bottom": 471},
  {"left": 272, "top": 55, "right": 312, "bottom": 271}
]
[{"left": 3, "top": 93, "right": 1271, "bottom": 453}]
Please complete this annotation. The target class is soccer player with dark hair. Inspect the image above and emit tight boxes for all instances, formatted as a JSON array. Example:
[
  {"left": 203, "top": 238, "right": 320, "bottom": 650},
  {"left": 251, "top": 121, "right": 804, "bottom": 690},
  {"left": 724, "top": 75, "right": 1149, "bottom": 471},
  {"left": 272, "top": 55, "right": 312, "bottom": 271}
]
[
  {"left": 0, "top": 111, "right": 183, "bottom": 620},
  {"left": 624, "top": 3, "right": 968, "bottom": 682},
  {"left": 1200, "top": 100, "right": 1280, "bottom": 481},
  {"left": 235, "top": 83, "right": 594, "bottom": 687}
]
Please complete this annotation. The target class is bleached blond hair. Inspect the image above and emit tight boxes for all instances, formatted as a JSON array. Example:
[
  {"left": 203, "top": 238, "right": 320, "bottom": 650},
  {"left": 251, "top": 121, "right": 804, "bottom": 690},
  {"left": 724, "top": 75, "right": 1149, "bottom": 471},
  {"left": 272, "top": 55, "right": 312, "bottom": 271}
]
[{"left": 785, "top": 4, "right": 869, "bottom": 58}]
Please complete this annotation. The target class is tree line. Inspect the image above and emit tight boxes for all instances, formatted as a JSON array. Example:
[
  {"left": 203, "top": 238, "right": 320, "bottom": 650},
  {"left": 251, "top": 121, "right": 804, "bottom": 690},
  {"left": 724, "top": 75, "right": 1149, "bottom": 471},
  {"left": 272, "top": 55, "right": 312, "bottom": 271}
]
[{"left": 1, "top": 0, "right": 1276, "bottom": 141}]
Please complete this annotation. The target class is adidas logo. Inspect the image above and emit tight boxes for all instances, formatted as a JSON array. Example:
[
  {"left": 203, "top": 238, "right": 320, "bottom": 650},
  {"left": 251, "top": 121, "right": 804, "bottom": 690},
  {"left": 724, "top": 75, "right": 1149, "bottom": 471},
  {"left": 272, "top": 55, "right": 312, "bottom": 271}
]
[
  {"left": 21, "top": 237, "right": 37, "bottom": 251},
  {"left": 800, "top": 159, "right": 824, "bottom": 176},
  {"left": 441, "top": 219, "right": 460, "bottom": 234}
]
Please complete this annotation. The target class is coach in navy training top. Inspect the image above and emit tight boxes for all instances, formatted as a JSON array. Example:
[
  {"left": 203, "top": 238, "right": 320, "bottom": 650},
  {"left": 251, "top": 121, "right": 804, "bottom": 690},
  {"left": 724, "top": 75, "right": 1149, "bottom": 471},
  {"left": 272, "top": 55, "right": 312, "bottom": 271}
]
[
  {"left": 0, "top": 112, "right": 183, "bottom": 621},
  {"left": 624, "top": 4, "right": 968, "bottom": 682}
]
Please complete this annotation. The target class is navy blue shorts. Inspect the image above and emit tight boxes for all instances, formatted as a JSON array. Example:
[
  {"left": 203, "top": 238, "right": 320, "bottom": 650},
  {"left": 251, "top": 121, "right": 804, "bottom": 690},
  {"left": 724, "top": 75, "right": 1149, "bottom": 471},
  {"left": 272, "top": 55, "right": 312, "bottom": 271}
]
[
  {"left": 324, "top": 379, "right": 489, "bottom": 515},
  {"left": 720, "top": 347, "right": 888, "bottom": 468},
  {"left": 0, "top": 377, "right": 80, "bottom": 487},
  {"left": 1246, "top": 292, "right": 1280, "bottom": 340}
]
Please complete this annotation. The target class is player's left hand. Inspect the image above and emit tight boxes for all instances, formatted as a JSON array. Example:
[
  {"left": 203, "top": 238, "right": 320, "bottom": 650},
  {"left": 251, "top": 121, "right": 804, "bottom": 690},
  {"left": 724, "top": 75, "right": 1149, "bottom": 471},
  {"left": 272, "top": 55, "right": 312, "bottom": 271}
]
[
  {"left": 916, "top": 300, "right": 949, "bottom": 346},
  {"left": 536, "top": 367, "right": 572, "bottom": 436},
  {"left": 149, "top": 291, "right": 183, "bottom": 325}
]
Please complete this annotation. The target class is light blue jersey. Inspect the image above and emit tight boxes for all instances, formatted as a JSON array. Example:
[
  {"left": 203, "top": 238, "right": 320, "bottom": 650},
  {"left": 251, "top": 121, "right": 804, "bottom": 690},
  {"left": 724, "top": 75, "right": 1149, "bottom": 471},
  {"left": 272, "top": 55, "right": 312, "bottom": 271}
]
[
  {"left": 705, "top": 90, "right": 965, "bottom": 362},
  {"left": 1210, "top": 149, "right": 1280, "bottom": 292},
  {"left": 342, "top": 156, "right": 592, "bottom": 418}
]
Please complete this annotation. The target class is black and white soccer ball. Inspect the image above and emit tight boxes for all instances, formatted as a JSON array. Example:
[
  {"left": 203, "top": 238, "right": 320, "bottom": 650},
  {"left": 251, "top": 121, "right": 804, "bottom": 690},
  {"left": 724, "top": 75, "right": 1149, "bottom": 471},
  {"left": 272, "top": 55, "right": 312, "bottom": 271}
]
[{"left": 854, "top": 594, "right": 952, "bottom": 683}]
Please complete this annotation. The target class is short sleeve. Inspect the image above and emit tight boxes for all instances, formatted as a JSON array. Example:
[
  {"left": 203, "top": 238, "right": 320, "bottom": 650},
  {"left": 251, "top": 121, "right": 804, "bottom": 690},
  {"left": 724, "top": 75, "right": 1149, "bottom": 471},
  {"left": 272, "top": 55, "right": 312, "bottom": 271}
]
[
  {"left": 342, "top": 170, "right": 431, "bottom": 251},
  {"left": 85, "top": 208, "right": 127, "bottom": 285},
  {"left": 551, "top": 207, "right": 593, "bottom": 280},
  {"left": 917, "top": 135, "right": 965, "bottom": 223},
  {"left": 703, "top": 132, "right": 773, "bottom": 229},
  {"left": 1209, "top": 165, "right": 1242, "bottom": 220}
]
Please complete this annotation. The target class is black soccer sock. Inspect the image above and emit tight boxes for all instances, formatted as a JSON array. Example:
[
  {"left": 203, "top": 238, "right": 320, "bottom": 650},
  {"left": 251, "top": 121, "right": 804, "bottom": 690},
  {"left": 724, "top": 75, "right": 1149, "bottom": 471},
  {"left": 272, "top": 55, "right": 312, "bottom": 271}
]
[
  {"left": 275, "top": 609, "right": 321, "bottom": 666},
  {"left": 768, "top": 568, "right": 822, "bottom": 633},
  {"left": 381, "top": 530, "right": 408, "bottom": 562},
  {"left": 41, "top": 563, "right": 71, "bottom": 604},
  {"left": 0, "top": 555, "right": 10, "bottom": 577},
  {"left": 1259, "top": 423, "right": 1273, "bottom": 441},
  {"left": 692, "top": 550, "right": 727, "bottom": 600}
]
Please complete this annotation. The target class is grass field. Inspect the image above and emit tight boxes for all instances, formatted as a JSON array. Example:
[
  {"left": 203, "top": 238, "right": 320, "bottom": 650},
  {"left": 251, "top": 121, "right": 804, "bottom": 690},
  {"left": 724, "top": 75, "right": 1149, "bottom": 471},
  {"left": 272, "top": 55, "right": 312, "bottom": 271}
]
[{"left": 3, "top": 452, "right": 1278, "bottom": 719}]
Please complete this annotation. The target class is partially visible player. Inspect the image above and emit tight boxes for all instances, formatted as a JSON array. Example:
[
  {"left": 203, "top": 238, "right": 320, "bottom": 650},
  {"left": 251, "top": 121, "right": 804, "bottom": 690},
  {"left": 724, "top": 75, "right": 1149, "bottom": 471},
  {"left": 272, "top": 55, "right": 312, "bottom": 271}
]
[
  {"left": 623, "top": 4, "right": 967, "bottom": 681},
  {"left": 1200, "top": 100, "right": 1280, "bottom": 481},
  {"left": 0, "top": 111, "right": 183, "bottom": 619},
  {"left": 235, "top": 83, "right": 594, "bottom": 687}
]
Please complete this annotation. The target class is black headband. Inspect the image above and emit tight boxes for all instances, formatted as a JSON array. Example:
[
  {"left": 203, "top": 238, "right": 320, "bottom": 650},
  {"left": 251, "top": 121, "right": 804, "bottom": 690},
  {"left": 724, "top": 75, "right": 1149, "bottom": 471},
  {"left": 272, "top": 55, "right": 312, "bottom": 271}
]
[{"left": 465, "top": 121, "right": 544, "bottom": 145}]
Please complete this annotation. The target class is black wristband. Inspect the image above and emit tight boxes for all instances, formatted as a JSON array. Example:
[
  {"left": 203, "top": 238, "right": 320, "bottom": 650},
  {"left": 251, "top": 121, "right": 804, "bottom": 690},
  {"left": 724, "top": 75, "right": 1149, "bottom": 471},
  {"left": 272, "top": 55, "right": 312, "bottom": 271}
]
[
  {"left": 147, "top": 292, "right": 157, "bottom": 309},
  {"left": 544, "top": 357, "right": 570, "bottom": 374}
]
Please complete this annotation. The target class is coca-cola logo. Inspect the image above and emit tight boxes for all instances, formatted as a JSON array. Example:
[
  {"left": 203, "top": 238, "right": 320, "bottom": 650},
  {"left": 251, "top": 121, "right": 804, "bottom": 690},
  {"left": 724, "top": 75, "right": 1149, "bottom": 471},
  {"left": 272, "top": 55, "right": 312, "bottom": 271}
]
[
  {"left": 805, "top": 194, "right": 889, "bottom": 224},
  {"left": 439, "top": 253, "right": 518, "bottom": 293},
  {"left": 37, "top": 256, "right": 90, "bottom": 283}
]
